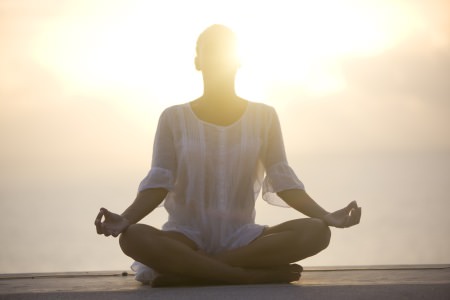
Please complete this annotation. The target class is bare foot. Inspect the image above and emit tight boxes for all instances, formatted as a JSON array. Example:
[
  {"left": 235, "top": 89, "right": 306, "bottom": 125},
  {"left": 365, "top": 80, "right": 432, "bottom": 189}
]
[
  {"left": 247, "top": 264, "right": 302, "bottom": 284},
  {"left": 151, "top": 264, "right": 302, "bottom": 287},
  {"left": 151, "top": 274, "right": 221, "bottom": 287}
]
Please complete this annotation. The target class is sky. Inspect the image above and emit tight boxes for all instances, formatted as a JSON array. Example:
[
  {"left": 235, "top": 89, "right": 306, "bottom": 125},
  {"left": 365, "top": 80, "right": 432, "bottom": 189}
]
[{"left": 1, "top": 0, "right": 449, "bottom": 273}]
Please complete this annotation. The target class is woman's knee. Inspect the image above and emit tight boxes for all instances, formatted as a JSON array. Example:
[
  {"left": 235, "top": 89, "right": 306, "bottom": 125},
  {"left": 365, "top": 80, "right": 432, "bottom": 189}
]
[
  {"left": 308, "top": 218, "right": 331, "bottom": 250},
  {"left": 119, "top": 224, "right": 158, "bottom": 255},
  {"left": 286, "top": 218, "right": 330, "bottom": 251},
  {"left": 119, "top": 224, "right": 139, "bottom": 255}
]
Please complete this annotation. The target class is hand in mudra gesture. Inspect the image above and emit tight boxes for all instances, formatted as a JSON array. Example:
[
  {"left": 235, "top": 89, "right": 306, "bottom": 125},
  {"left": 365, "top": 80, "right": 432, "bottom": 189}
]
[
  {"left": 95, "top": 208, "right": 130, "bottom": 237},
  {"left": 323, "top": 201, "right": 361, "bottom": 228}
]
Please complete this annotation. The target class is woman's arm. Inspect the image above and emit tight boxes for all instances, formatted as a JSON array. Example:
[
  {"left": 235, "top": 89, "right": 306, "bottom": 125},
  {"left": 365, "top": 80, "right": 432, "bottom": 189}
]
[
  {"left": 95, "top": 188, "right": 167, "bottom": 237},
  {"left": 277, "top": 189, "right": 361, "bottom": 228},
  {"left": 121, "top": 188, "right": 168, "bottom": 224},
  {"left": 277, "top": 189, "right": 329, "bottom": 219}
]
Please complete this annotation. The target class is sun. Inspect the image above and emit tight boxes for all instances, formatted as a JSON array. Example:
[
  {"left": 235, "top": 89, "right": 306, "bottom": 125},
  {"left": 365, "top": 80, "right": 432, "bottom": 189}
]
[
  {"left": 231, "top": 1, "right": 422, "bottom": 100},
  {"left": 30, "top": 0, "right": 422, "bottom": 106},
  {"left": 31, "top": 2, "right": 203, "bottom": 108}
]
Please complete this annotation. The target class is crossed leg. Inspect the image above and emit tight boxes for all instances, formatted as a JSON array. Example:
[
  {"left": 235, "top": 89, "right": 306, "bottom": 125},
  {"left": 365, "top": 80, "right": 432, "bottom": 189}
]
[
  {"left": 214, "top": 218, "right": 331, "bottom": 268},
  {"left": 119, "top": 218, "right": 331, "bottom": 286}
]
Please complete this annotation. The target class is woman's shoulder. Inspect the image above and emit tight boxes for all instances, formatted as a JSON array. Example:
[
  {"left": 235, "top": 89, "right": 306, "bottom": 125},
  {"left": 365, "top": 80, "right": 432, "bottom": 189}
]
[
  {"left": 159, "top": 103, "right": 190, "bottom": 117},
  {"left": 160, "top": 100, "right": 277, "bottom": 120},
  {"left": 246, "top": 100, "right": 277, "bottom": 118},
  {"left": 163, "top": 102, "right": 188, "bottom": 111}
]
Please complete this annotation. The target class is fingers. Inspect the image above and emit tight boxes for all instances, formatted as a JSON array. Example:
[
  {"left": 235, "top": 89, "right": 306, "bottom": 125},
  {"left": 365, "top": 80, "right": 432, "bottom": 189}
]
[
  {"left": 102, "top": 224, "right": 111, "bottom": 237},
  {"left": 95, "top": 208, "right": 112, "bottom": 235},
  {"left": 346, "top": 207, "right": 362, "bottom": 227},
  {"left": 95, "top": 208, "right": 123, "bottom": 237},
  {"left": 346, "top": 200, "right": 358, "bottom": 212},
  {"left": 101, "top": 223, "right": 118, "bottom": 237},
  {"left": 94, "top": 208, "right": 106, "bottom": 234},
  {"left": 99, "top": 207, "right": 111, "bottom": 219},
  {"left": 353, "top": 207, "right": 362, "bottom": 224}
]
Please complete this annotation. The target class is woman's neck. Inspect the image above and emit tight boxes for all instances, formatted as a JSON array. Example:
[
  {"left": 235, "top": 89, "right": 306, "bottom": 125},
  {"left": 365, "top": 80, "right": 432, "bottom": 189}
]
[{"left": 202, "top": 81, "right": 237, "bottom": 104}]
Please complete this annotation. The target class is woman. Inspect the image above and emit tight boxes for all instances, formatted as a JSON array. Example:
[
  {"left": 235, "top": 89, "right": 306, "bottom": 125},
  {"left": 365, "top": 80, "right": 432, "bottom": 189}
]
[{"left": 95, "top": 24, "right": 361, "bottom": 287}]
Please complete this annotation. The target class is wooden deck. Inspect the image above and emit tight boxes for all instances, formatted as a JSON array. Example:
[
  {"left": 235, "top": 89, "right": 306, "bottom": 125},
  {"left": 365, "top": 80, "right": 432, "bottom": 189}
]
[{"left": 1, "top": 265, "right": 449, "bottom": 299}]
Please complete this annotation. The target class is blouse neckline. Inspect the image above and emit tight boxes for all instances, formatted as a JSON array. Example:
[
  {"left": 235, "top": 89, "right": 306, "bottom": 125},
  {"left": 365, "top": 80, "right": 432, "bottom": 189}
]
[{"left": 186, "top": 101, "right": 250, "bottom": 129}]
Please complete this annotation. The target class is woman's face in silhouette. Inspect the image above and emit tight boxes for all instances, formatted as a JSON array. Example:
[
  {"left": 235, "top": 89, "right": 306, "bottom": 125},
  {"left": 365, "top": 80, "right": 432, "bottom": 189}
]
[{"left": 195, "top": 30, "right": 240, "bottom": 78}]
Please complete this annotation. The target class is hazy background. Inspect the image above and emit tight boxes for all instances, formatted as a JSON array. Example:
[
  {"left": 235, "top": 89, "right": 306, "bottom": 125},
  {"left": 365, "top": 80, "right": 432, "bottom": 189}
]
[{"left": 1, "top": 0, "right": 449, "bottom": 273}]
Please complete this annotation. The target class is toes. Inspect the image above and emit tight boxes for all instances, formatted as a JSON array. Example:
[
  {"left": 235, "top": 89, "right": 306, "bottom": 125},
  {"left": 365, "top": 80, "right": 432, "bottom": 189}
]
[
  {"left": 289, "top": 264, "right": 302, "bottom": 281},
  {"left": 290, "top": 264, "right": 303, "bottom": 273}
]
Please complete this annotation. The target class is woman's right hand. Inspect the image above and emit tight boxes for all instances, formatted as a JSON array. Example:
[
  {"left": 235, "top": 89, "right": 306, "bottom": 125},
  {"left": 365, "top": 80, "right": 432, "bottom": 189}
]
[
  {"left": 95, "top": 208, "right": 130, "bottom": 237},
  {"left": 322, "top": 201, "right": 361, "bottom": 228}
]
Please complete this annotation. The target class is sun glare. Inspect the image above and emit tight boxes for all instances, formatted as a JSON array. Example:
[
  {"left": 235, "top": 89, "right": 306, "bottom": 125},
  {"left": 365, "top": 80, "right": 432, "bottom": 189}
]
[{"left": 30, "top": 1, "right": 424, "bottom": 105}]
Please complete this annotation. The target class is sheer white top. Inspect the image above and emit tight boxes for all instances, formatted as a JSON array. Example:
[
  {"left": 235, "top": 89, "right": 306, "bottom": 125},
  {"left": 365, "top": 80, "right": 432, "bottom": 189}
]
[{"left": 138, "top": 101, "right": 304, "bottom": 254}]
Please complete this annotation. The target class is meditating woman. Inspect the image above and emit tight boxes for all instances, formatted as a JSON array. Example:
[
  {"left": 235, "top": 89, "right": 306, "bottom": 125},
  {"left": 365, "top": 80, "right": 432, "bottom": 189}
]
[{"left": 95, "top": 24, "right": 361, "bottom": 287}]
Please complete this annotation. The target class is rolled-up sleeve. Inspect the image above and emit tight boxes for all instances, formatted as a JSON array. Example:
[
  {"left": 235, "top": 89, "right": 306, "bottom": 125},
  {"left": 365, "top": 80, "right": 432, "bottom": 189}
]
[
  {"left": 262, "top": 107, "right": 304, "bottom": 207},
  {"left": 138, "top": 109, "right": 177, "bottom": 193}
]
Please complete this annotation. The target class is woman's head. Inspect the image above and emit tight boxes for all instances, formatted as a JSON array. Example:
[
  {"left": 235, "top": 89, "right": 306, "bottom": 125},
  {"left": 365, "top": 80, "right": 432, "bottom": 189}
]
[{"left": 195, "top": 24, "right": 240, "bottom": 75}]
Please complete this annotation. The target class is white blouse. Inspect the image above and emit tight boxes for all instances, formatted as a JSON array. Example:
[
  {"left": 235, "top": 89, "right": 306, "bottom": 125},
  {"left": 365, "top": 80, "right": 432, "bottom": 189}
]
[{"left": 138, "top": 101, "right": 304, "bottom": 254}]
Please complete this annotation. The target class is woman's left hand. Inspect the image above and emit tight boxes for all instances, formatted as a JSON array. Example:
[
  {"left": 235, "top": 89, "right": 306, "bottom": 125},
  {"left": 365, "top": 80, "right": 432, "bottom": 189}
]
[
  {"left": 95, "top": 208, "right": 130, "bottom": 237},
  {"left": 322, "top": 201, "right": 362, "bottom": 228}
]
